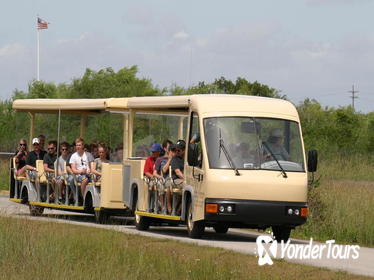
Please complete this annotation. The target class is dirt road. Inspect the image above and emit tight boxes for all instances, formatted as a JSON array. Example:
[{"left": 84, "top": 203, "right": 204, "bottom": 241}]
[{"left": 1, "top": 195, "right": 373, "bottom": 278}]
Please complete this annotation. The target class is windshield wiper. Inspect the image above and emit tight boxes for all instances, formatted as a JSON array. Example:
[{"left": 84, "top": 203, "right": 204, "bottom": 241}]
[
  {"left": 262, "top": 142, "right": 288, "bottom": 178},
  {"left": 219, "top": 129, "right": 240, "bottom": 176}
]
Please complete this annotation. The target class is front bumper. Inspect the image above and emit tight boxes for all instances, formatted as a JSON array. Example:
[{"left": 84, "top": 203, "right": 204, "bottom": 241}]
[{"left": 204, "top": 198, "right": 307, "bottom": 228}]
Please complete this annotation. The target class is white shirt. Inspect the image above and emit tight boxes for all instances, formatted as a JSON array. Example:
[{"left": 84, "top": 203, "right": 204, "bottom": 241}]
[{"left": 69, "top": 152, "right": 91, "bottom": 173}]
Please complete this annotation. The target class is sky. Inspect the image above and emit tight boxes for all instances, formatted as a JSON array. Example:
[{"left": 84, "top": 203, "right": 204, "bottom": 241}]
[{"left": 1, "top": 0, "right": 374, "bottom": 112}]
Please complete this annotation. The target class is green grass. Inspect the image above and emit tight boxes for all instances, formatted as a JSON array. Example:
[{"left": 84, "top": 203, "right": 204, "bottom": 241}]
[
  {"left": 0, "top": 216, "right": 370, "bottom": 280},
  {"left": 0, "top": 159, "right": 9, "bottom": 191},
  {"left": 293, "top": 179, "right": 374, "bottom": 247}
]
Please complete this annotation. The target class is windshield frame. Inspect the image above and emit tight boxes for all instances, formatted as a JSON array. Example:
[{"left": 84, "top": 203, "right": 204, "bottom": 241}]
[{"left": 202, "top": 116, "right": 306, "bottom": 173}]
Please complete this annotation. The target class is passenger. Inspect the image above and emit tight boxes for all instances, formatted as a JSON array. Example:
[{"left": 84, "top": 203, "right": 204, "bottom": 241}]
[
  {"left": 111, "top": 143, "right": 124, "bottom": 162},
  {"left": 170, "top": 140, "right": 186, "bottom": 214},
  {"left": 233, "top": 142, "right": 257, "bottom": 168},
  {"left": 144, "top": 143, "right": 162, "bottom": 212},
  {"left": 91, "top": 145, "right": 109, "bottom": 181},
  {"left": 43, "top": 140, "right": 58, "bottom": 201},
  {"left": 38, "top": 134, "right": 46, "bottom": 152},
  {"left": 90, "top": 142, "right": 99, "bottom": 159},
  {"left": 14, "top": 139, "right": 28, "bottom": 177},
  {"left": 144, "top": 143, "right": 163, "bottom": 178},
  {"left": 25, "top": 138, "right": 47, "bottom": 173},
  {"left": 55, "top": 142, "right": 70, "bottom": 203},
  {"left": 66, "top": 141, "right": 76, "bottom": 204},
  {"left": 153, "top": 140, "right": 173, "bottom": 213},
  {"left": 43, "top": 141, "right": 58, "bottom": 173},
  {"left": 69, "top": 138, "right": 93, "bottom": 199},
  {"left": 264, "top": 128, "right": 290, "bottom": 161}
]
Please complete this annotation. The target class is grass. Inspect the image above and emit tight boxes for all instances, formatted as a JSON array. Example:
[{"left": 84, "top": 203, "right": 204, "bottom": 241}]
[
  {"left": 1, "top": 154, "right": 374, "bottom": 247},
  {"left": 0, "top": 216, "right": 370, "bottom": 280},
  {"left": 293, "top": 179, "right": 374, "bottom": 247},
  {"left": 0, "top": 159, "right": 9, "bottom": 191}
]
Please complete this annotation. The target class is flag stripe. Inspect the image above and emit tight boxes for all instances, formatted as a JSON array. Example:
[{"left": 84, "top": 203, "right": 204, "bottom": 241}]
[{"left": 37, "top": 17, "right": 49, "bottom": 30}]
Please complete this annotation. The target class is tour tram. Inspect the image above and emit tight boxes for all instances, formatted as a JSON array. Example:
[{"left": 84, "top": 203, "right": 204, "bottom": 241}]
[{"left": 9, "top": 95, "right": 317, "bottom": 241}]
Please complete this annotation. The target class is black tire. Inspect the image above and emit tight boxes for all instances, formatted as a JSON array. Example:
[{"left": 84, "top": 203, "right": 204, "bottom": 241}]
[
  {"left": 213, "top": 224, "right": 229, "bottom": 234},
  {"left": 186, "top": 199, "right": 205, "bottom": 239},
  {"left": 134, "top": 197, "right": 149, "bottom": 231},
  {"left": 94, "top": 209, "right": 109, "bottom": 224},
  {"left": 272, "top": 226, "right": 291, "bottom": 242},
  {"left": 29, "top": 205, "right": 44, "bottom": 216}
]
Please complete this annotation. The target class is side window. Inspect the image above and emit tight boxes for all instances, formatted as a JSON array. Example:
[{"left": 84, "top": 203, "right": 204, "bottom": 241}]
[{"left": 189, "top": 112, "right": 202, "bottom": 167}]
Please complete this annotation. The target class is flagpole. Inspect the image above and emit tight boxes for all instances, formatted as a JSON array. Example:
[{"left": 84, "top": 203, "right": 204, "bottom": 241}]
[{"left": 37, "top": 27, "right": 40, "bottom": 81}]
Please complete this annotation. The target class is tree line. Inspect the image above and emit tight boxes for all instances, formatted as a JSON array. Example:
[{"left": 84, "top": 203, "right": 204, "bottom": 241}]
[{"left": 0, "top": 66, "right": 373, "bottom": 157}]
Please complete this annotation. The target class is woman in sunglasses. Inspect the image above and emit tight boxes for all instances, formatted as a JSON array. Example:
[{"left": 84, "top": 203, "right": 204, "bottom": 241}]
[{"left": 14, "top": 139, "right": 28, "bottom": 177}]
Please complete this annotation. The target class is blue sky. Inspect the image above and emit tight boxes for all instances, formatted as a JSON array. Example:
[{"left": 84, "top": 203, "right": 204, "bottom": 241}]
[{"left": 1, "top": 0, "right": 374, "bottom": 111}]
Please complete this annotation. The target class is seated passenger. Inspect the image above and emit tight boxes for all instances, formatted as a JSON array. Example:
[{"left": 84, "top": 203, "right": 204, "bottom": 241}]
[
  {"left": 43, "top": 141, "right": 58, "bottom": 200},
  {"left": 170, "top": 140, "right": 186, "bottom": 215},
  {"left": 144, "top": 143, "right": 162, "bottom": 212},
  {"left": 91, "top": 144, "right": 109, "bottom": 182},
  {"left": 43, "top": 141, "right": 58, "bottom": 173},
  {"left": 69, "top": 138, "right": 93, "bottom": 199},
  {"left": 65, "top": 142, "right": 76, "bottom": 204},
  {"left": 111, "top": 143, "right": 124, "bottom": 162},
  {"left": 14, "top": 139, "right": 28, "bottom": 177},
  {"left": 144, "top": 143, "right": 163, "bottom": 179},
  {"left": 264, "top": 128, "right": 290, "bottom": 161},
  {"left": 171, "top": 140, "right": 186, "bottom": 184},
  {"left": 90, "top": 142, "right": 99, "bottom": 159},
  {"left": 38, "top": 134, "right": 46, "bottom": 152},
  {"left": 25, "top": 138, "right": 47, "bottom": 174},
  {"left": 153, "top": 140, "right": 173, "bottom": 213},
  {"left": 55, "top": 142, "right": 70, "bottom": 203}
]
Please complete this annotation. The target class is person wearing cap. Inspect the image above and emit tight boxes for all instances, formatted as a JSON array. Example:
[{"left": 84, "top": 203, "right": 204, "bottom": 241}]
[
  {"left": 144, "top": 143, "right": 162, "bottom": 212},
  {"left": 264, "top": 128, "right": 290, "bottom": 161},
  {"left": 25, "top": 137, "right": 47, "bottom": 171},
  {"left": 170, "top": 140, "right": 186, "bottom": 215},
  {"left": 143, "top": 143, "right": 163, "bottom": 178},
  {"left": 153, "top": 140, "right": 174, "bottom": 213}
]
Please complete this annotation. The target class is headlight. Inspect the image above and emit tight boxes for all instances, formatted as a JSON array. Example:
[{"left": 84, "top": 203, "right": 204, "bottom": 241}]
[{"left": 219, "top": 205, "right": 225, "bottom": 213}]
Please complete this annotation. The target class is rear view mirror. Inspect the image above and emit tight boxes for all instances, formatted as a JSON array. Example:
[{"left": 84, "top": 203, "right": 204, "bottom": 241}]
[
  {"left": 188, "top": 144, "right": 199, "bottom": 167},
  {"left": 307, "top": 150, "right": 318, "bottom": 172}
]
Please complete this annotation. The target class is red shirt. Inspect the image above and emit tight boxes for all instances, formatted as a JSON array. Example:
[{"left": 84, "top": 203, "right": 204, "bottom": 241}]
[{"left": 144, "top": 156, "right": 157, "bottom": 175}]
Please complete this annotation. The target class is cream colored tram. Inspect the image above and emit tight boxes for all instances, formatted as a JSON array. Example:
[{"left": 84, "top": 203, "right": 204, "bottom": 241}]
[{"left": 10, "top": 95, "right": 317, "bottom": 241}]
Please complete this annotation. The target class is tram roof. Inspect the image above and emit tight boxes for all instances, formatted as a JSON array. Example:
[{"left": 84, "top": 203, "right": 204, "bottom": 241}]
[
  {"left": 12, "top": 98, "right": 108, "bottom": 114},
  {"left": 12, "top": 95, "right": 298, "bottom": 119}
]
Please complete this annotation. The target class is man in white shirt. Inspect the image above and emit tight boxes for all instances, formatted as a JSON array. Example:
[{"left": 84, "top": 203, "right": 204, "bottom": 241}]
[{"left": 69, "top": 138, "right": 93, "bottom": 199}]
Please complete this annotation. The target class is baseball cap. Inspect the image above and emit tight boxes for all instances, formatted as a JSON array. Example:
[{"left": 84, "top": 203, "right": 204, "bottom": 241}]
[
  {"left": 32, "top": 138, "right": 40, "bottom": 145},
  {"left": 150, "top": 143, "right": 163, "bottom": 152},
  {"left": 176, "top": 139, "right": 186, "bottom": 150}
]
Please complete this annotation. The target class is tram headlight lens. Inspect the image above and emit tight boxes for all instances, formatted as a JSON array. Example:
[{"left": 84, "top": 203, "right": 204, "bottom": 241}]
[
  {"left": 294, "top": 209, "right": 300, "bottom": 216},
  {"left": 287, "top": 208, "right": 293, "bottom": 215},
  {"left": 219, "top": 205, "right": 225, "bottom": 213},
  {"left": 227, "top": 205, "right": 233, "bottom": 213}
]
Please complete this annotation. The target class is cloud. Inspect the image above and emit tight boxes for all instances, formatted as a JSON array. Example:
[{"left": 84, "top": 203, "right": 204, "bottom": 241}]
[
  {"left": 173, "top": 31, "right": 190, "bottom": 40},
  {"left": 306, "top": 0, "right": 371, "bottom": 5},
  {"left": 1, "top": 18, "right": 374, "bottom": 112},
  {"left": 0, "top": 43, "right": 27, "bottom": 57}
]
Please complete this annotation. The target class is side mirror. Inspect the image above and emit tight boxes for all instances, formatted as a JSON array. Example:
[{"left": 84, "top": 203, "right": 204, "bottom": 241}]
[
  {"left": 188, "top": 144, "right": 199, "bottom": 167},
  {"left": 307, "top": 150, "right": 318, "bottom": 172}
]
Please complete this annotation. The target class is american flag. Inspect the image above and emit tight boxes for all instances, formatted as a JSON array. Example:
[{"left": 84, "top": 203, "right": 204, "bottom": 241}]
[{"left": 37, "top": 17, "right": 49, "bottom": 30}]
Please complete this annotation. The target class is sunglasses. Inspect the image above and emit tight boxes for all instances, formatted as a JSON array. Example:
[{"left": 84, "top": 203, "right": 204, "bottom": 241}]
[
  {"left": 33, "top": 143, "right": 39, "bottom": 146},
  {"left": 19, "top": 143, "right": 26, "bottom": 146},
  {"left": 48, "top": 147, "right": 55, "bottom": 151},
  {"left": 61, "top": 148, "right": 68, "bottom": 151}
]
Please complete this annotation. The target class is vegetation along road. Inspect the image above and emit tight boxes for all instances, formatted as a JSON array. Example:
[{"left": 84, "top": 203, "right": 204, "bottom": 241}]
[{"left": 0, "top": 195, "right": 373, "bottom": 278}]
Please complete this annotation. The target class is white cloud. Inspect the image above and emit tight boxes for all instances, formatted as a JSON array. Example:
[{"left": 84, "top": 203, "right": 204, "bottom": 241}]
[
  {"left": 0, "top": 43, "right": 27, "bottom": 57},
  {"left": 173, "top": 31, "right": 190, "bottom": 40}
]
